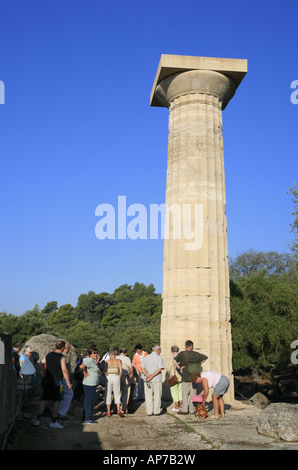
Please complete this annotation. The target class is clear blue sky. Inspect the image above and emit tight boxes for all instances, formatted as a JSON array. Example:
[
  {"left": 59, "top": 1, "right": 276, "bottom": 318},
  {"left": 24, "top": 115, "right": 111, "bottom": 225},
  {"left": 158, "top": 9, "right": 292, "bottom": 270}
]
[{"left": 0, "top": 0, "right": 297, "bottom": 316}]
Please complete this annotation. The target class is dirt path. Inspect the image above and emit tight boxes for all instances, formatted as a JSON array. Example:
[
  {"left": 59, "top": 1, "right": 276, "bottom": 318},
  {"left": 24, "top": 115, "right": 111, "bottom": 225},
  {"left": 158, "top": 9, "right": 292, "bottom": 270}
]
[
  {"left": 10, "top": 395, "right": 214, "bottom": 451},
  {"left": 9, "top": 392, "right": 298, "bottom": 452}
]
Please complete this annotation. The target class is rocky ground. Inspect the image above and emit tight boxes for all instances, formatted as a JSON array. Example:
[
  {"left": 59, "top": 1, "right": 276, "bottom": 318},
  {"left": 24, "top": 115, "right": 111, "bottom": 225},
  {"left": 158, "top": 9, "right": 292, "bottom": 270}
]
[{"left": 6, "top": 388, "right": 298, "bottom": 454}]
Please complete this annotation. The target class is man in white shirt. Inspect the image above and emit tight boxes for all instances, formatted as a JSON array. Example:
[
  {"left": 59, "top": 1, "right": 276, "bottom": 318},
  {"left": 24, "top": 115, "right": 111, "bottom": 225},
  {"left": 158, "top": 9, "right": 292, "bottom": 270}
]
[{"left": 141, "top": 345, "right": 164, "bottom": 416}]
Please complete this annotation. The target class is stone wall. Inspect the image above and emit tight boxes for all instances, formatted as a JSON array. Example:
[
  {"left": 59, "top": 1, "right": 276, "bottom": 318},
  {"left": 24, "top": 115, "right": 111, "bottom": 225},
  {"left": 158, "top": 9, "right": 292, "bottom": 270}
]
[{"left": 0, "top": 333, "right": 17, "bottom": 437}]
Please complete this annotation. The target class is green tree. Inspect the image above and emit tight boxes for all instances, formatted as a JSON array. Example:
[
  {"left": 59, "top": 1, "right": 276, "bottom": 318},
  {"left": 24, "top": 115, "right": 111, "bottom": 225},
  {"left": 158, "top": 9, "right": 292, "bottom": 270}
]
[
  {"left": 66, "top": 320, "right": 99, "bottom": 353},
  {"left": 41, "top": 301, "right": 58, "bottom": 315},
  {"left": 230, "top": 267, "right": 298, "bottom": 398},
  {"left": 0, "top": 311, "right": 19, "bottom": 336},
  {"left": 110, "top": 322, "right": 160, "bottom": 359},
  {"left": 110, "top": 284, "right": 134, "bottom": 303},
  {"left": 100, "top": 291, "right": 162, "bottom": 328},
  {"left": 75, "top": 291, "right": 113, "bottom": 323},
  {"left": 229, "top": 249, "right": 295, "bottom": 280},
  {"left": 48, "top": 304, "right": 78, "bottom": 337}
]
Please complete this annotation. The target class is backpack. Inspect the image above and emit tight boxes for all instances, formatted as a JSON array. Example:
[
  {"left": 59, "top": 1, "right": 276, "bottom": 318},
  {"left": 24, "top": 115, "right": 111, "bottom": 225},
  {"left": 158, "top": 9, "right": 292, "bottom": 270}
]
[{"left": 74, "top": 359, "right": 84, "bottom": 381}]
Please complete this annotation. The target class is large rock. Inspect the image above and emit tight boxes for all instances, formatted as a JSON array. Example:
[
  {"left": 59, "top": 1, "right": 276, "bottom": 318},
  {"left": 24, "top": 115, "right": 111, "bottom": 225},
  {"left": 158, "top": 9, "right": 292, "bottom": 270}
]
[
  {"left": 250, "top": 392, "right": 270, "bottom": 409},
  {"left": 257, "top": 403, "right": 298, "bottom": 441},
  {"left": 26, "top": 334, "right": 77, "bottom": 373}
]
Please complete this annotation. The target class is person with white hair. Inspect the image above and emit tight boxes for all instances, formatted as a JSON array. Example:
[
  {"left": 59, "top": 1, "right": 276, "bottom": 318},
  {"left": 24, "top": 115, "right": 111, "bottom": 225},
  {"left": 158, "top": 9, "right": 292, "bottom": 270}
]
[
  {"left": 141, "top": 345, "right": 164, "bottom": 416},
  {"left": 19, "top": 346, "right": 33, "bottom": 368}
]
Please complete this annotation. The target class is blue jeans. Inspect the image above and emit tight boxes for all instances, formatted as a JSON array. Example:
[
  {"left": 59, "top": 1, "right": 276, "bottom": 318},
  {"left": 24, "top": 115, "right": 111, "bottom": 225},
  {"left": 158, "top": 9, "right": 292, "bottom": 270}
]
[{"left": 83, "top": 384, "right": 96, "bottom": 421}]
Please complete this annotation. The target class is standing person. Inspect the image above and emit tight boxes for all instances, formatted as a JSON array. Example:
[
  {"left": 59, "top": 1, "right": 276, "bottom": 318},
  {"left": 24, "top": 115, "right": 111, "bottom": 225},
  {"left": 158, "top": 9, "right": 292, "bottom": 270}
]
[
  {"left": 132, "top": 344, "right": 148, "bottom": 401},
  {"left": 19, "top": 346, "right": 33, "bottom": 368},
  {"left": 12, "top": 343, "right": 21, "bottom": 375},
  {"left": 104, "top": 350, "right": 124, "bottom": 417},
  {"left": 173, "top": 340, "right": 208, "bottom": 415},
  {"left": 101, "top": 347, "right": 119, "bottom": 402},
  {"left": 19, "top": 346, "right": 36, "bottom": 383},
  {"left": 80, "top": 348, "right": 100, "bottom": 424},
  {"left": 116, "top": 348, "right": 133, "bottom": 414},
  {"left": 141, "top": 345, "right": 165, "bottom": 416},
  {"left": 190, "top": 371, "right": 230, "bottom": 419},
  {"left": 69, "top": 353, "right": 84, "bottom": 416},
  {"left": 34, "top": 341, "right": 71, "bottom": 429},
  {"left": 58, "top": 342, "right": 74, "bottom": 420},
  {"left": 166, "top": 345, "right": 183, "bottom": 412}
]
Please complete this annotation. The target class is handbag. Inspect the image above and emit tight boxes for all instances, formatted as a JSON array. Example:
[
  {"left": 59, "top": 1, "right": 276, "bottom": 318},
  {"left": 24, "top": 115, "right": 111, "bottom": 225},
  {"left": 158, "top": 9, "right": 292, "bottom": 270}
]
[
  {"left": 191, "top": 394, "right": 203, "bottom": 403},
  {"left": 20, "top": 357, "right": 36, "bottom": 376},
  {"left": 168, "top": 374, "right": 178, "bottom": 387}
]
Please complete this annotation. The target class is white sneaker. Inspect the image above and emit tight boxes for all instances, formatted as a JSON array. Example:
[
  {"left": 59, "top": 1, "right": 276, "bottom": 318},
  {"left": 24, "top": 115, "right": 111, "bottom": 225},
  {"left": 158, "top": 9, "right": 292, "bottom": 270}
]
[{"left": 50, "top": 421, "right": 64, "bottom": 429}]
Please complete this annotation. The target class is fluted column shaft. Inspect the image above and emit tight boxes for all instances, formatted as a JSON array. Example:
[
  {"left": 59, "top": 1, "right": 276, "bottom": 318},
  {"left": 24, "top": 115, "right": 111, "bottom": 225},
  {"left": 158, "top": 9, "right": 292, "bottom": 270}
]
[{"left": 157, "top": 70, "right": 235, "bottom": 403}]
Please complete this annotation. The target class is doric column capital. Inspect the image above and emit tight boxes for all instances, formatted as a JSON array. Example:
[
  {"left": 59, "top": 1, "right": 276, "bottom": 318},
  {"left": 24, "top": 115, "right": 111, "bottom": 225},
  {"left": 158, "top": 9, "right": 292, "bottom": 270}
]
[
  {"left": 155, "top": 69, "right": 236, "bottom": 110},
  {"left": 150, "top": 54, "right": 247, "bottom": 110}
]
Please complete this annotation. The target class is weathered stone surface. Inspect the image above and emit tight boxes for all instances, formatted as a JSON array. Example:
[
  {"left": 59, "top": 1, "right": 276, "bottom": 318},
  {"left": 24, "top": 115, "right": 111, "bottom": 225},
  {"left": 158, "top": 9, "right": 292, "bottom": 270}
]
[
  {"left": 26, "top": 334, "right": 77, "bottom": 373},
  {"left": 257, "top": 403, "right": 298, "bottom": 441},
  {"left": 250, "top": 392, "right": 270, "bottom": 409},
  {"left": 151, "top": 55, "right": 247, "bottom": 404}
]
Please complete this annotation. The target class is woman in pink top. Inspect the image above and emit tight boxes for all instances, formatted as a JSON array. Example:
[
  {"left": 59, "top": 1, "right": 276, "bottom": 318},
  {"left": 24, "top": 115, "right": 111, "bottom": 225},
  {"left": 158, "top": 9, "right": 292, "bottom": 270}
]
[
  {"left": 132, "top": 344, "right": 148, "bottom": 401},
  {"left": 190, "top": 371, "right": 230, "bottom": 419}
]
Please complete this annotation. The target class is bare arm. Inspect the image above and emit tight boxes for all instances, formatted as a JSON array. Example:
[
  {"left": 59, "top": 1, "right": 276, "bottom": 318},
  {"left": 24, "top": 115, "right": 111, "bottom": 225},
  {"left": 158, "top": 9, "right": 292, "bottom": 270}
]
[
  {"left": 61, "top": 357, "right": 71, "bottom": 389},
  {"left": 201, "top": 378, "right": 209, "bottom": 404},
  {"left": 142, "top": 367, "right": 162, "bottom": 382},
  {"left": 118, "top": 359, "right": 122, "bottom": 377},
  {"left": 173, "top": 359, "right": 185, "bottom": 370}
]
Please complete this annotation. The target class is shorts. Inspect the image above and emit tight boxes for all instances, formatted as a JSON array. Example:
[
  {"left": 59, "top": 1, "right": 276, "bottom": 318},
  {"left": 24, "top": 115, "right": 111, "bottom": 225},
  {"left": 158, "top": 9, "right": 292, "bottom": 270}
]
[
  {"left": 213, "top": 375, "right": 230, "bottom": 396},
  {"left": 42, "top": 376, "right": 64, "bottom": 401}
]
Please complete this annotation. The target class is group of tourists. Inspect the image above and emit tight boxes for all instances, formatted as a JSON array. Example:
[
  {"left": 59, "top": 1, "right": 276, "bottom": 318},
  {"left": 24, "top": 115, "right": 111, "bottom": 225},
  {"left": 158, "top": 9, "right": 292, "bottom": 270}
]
[
  {"left": 166, "top": 340, "right": 230, "bottom": 420},
  {"left": 12, "top": 338, "right": 230, "bottom": 428}
]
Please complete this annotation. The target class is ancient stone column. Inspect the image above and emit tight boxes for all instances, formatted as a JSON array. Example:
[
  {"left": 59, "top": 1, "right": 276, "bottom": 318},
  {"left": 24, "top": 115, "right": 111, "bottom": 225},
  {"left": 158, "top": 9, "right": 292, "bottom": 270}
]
[{"left": 151, "top": 55, "right": 247, "bottom": 403}]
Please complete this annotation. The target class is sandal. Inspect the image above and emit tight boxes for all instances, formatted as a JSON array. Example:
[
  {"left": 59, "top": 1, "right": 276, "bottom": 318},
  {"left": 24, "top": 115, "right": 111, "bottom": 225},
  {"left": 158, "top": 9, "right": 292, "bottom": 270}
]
[
  {"left": 117, "top": 410, "right": 124, "bottom": 417},
  {"left": 106, "top": 412, "right": 111, "bottom": 417}
]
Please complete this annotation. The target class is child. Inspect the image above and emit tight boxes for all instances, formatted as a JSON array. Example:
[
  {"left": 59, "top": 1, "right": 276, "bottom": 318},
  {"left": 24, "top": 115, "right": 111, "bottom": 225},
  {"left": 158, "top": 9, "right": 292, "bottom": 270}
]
[{"left": 190, "top": 371, "right": 230, "bottom": 419}]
